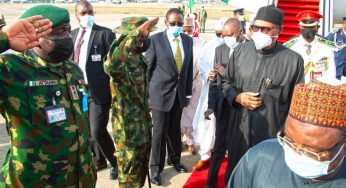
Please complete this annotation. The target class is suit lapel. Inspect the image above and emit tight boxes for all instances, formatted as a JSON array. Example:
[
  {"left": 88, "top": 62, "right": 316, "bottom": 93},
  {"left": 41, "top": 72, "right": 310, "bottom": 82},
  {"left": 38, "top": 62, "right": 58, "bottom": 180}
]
[
  {"left": 181, "top": 34, "right": 189, "bottom": 66},
  {"left": 162, "top": 31, "right": 175, "bottom": 61},
  {"left": 72, "top": 30, "right": 78, "bottom": 44},
  {"left": 87, "top": 25, "right": 97, "bottom": 59}
]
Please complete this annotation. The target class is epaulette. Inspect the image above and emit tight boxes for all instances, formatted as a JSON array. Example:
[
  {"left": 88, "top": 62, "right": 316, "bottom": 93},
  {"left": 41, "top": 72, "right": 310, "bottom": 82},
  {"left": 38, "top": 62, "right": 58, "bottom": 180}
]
[
  {"left": 317, "top": 37, "right": 336, "bottom": 48},
  {"left": 283, "top": 37, "right": 298, "bottom": 48}
]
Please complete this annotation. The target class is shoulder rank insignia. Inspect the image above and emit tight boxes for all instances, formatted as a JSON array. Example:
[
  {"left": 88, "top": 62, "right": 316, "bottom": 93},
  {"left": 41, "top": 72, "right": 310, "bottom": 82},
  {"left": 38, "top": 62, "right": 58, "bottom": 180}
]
[
  {"left": 284, "top": 38, "right": 298, "bottom": 48},
  {"left": 317, "top": 37, "right": 336, "bottom": 48}
]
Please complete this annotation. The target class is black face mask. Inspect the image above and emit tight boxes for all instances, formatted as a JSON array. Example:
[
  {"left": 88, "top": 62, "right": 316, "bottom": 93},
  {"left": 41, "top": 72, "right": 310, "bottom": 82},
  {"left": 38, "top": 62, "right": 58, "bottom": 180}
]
[
  {"left": 301, "top": 29, "right": 316, "bottom": 40},
  {"left": 41, "top": 37, "right": 74, "bottom": 62},
  {"left": 135, "top": 38, "right": 151, "bottom": 53}
]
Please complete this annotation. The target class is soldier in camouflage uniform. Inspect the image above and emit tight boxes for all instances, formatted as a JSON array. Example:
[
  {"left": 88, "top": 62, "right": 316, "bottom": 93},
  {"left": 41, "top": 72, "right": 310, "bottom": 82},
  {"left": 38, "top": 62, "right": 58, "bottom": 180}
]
[
  {"left": 0, "top": 5, "right": 96, "bottom": 187},
  {"left": 104, "top": 16, "right": 159, "bottom": 188},
  {"left": 0, "top": 15, "right": 52, "bottom": 53}
]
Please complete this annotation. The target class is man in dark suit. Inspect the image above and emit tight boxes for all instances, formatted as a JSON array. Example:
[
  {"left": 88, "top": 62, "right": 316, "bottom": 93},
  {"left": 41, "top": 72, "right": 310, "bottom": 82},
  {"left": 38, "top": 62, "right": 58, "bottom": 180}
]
[
  {"left": 71, "top": 1, "right": 118, "bottom": 179},
  {"left": 204, "top": 18, "right": 244, "bottom": 188},
  {"left": 145, "top": 8, "right": 193, "bottom": 185}
]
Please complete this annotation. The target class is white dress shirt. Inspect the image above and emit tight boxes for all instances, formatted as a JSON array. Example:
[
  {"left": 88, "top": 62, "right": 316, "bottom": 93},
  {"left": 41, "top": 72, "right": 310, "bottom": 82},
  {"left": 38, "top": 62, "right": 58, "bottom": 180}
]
[{"left": 75, "top": 27, "right": 92, "bottom": 83}]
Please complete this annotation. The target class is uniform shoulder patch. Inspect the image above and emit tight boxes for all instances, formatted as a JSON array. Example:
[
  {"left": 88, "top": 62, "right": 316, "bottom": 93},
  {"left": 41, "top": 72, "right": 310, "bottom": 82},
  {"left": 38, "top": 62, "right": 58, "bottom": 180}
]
[
  {"left": 284, "top": 38, "right": 298, "bottom": 48},
  {"left": 317, "top": 37, "right": 336, "bottom": 48}
]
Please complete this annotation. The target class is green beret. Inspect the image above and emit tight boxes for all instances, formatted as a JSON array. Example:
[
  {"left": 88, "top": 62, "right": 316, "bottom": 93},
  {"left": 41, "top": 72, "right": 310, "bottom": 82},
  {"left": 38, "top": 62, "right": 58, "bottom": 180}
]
[
  {"left": 113, "top": 16, "right": 157, "bottom": 35},
  {"left": 20, "top": 5, "right": 70, "bottom": 27}
]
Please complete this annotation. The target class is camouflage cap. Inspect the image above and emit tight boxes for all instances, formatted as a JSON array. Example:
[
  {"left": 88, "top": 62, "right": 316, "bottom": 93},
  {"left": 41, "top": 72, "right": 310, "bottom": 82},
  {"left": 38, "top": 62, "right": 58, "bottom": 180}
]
[
  {"left": 113, "top": 16, "right": 157, "bottom": 35},
  {"left": 20, "top": 5, "right": 69, "bottom": 27}
]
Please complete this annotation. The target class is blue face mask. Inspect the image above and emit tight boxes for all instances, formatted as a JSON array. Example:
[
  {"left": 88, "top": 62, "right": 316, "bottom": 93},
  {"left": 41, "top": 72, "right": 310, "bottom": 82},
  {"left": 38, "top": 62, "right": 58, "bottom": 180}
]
[
  {"left": 216, "top": 37, "right": 225, "bottom": 45},
  {"left": 80, "top": 15, "right": 95, "bottom": 29},
  {"left": 283, "top": 142, "right": 345, "bottom": 179},
  {"left": 168, "top": 26, "right": 182, "bottom": 37}
]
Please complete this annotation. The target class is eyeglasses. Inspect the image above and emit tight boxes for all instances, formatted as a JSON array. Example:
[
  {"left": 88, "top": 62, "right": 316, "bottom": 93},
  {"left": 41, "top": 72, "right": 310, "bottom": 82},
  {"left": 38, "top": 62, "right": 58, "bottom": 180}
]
[
  {"left": 277, "top": 131, "right": 345, "bottom": 161},
  {"left": 168, "top": 22, "right": 184, "bottom": 27},
  {"left": 251, "top": 24, "right": 278, "bottom": 34},
  {"left": 215, "top": 32, "right": 222, "bottom": 37}
]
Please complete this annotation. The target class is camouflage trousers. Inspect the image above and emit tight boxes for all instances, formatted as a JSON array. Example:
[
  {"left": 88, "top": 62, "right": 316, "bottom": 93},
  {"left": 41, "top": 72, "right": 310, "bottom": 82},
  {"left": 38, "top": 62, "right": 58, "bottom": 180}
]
[{"left": 112, "top": 112, "right": 151, "bottom": 188}]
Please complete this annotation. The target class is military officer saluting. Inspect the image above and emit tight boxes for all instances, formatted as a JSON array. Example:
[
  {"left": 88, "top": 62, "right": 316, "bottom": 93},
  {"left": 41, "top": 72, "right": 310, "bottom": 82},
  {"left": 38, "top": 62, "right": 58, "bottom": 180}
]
[
  {"left": 326, "top": 16, "right": 346, "bottom": 80},
  {"left": 0, "top": 5, "right": 96, "bottom": 187},
  {"left": 0, "top": 15, "right": 52, "bottom": 53},
  {"left": 104, "top": 16, "right": 158, "bottom": 188},
  {"left": 284, "top": 10, "right": 339, "bottom": 84}
]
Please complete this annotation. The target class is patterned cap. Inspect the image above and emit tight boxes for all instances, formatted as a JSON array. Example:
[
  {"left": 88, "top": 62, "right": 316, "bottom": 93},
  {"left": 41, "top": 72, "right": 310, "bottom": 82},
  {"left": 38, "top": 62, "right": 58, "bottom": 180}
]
[
  {"left": 20, "top": 5, "right": 69, "bottom": 27},
  {"left": 183, "top": 17, "right": 194, "bottom": 27},
  {"left": 289, "top": 80, "right": 346, "bottom": 128},
  {"left": 113, "top": 16, "right": 157, "bottom": 35}
]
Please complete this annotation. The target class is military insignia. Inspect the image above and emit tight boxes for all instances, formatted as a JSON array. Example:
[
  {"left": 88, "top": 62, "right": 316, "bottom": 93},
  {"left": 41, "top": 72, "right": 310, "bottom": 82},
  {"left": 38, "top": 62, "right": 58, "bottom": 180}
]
[
  {"left": 317, "top": 37, "right": 336, "bottom": 48},
  {"left": 283, "top": 38, "right": 298, "bottom": 48},
  {"left": 70, "top": 85, "right": 79, "bottom": 100},
  {"left": 28, "top": 80, "right": 58, "bottom": 87}
]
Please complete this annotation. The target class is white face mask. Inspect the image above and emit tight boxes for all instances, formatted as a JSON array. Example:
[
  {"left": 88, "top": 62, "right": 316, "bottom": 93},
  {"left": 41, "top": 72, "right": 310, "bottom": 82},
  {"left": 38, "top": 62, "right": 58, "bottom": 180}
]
[
  {"left": 283, "top": 142, "right": 345, "bottom": 179},
  {"left": 224, "top": 36, "right": 239, "bottom": 49},
  {"left": 80, "top": 15, "right": 95, "bottom": 29},
  {"left": 251, "top": 31, "right": 276, "bottom": 50}
]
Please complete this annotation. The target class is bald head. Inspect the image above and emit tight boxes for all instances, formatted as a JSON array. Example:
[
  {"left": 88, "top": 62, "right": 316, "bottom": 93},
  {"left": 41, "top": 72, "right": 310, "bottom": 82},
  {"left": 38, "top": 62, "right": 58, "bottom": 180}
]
[
  {"left": 224, "top": 18, "right": 242, "bottom": 32},
  {"left": 75, "top": 0, "right": 93, "bottom": 14},
  {"left": 75, "top": 0, "right": 94, "bottom": 27}
]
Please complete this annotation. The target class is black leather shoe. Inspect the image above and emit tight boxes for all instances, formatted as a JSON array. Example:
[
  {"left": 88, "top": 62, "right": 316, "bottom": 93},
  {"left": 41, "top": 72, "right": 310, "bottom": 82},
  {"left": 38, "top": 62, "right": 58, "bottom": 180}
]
[
  {"left": 173, "top": 163, "right": 187, "bottom": 173},
  {"left": 96, "top": 162, "right": 108, "bottom": 171},
  {"left": 109, "top": 167, "right": 118, "bottom": 180},
  {"left": 151, "top": 173, "right": 161, "bottom": 185},
  {"left": 167, "top": 159, "right": 173, "bottom": 166}
]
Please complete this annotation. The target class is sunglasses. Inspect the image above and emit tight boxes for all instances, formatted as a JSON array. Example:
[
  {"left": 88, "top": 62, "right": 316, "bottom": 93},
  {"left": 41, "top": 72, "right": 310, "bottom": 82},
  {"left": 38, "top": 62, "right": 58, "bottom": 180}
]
[
  {"left": 251, "top": 25, "right": 278, "bottom": 34},
  {"left": 168, "top": 22, "right": 184, "bottom": 27}
]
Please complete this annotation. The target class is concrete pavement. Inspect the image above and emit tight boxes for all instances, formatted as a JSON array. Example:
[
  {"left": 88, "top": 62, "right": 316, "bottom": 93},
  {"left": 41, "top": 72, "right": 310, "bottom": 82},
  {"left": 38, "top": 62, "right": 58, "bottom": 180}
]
[{"left": 0, "top": 116, "right": 200, "bottom": 188}]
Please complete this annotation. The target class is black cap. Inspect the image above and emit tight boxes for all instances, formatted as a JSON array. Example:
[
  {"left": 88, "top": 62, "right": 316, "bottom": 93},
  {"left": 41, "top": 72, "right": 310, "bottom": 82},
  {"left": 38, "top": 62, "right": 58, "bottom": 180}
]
[
  {"left": 254, "top": 5, "right": 284, "bottom": 26},
  {"left": 343, "top": 17, "right": 346, "bottom": 21},
  {"left": 233, "top": 8, "right": 244, "bottom": 15}
]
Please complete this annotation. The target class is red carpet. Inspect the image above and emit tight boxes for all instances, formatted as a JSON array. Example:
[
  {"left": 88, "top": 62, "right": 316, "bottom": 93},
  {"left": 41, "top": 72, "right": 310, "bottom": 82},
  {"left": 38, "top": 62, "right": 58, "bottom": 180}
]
[{"left": 183, "top": 157, "right": 228, "bottom": 188}]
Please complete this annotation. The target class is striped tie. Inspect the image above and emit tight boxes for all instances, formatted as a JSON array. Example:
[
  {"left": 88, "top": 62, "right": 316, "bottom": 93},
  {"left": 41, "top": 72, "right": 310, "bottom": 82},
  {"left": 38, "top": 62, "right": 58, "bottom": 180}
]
[{"left": 174, "top": 37, "right": 182, "bottom": 73}]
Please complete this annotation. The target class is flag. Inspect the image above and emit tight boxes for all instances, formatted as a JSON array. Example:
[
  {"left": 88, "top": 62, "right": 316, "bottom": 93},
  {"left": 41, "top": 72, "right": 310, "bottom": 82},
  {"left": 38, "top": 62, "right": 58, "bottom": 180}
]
[{"left": 188, "top": 0, "right": 194, "bottom": 14}]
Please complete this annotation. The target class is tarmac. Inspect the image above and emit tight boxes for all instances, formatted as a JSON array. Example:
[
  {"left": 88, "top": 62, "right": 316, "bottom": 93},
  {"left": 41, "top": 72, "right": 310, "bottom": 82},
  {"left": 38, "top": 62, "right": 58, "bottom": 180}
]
[
  {"left": 0, "top": 4, "right": 224, "bottom": 187},
  {"left": 0, "top": 116, "right": 201, "bottom": 188}
]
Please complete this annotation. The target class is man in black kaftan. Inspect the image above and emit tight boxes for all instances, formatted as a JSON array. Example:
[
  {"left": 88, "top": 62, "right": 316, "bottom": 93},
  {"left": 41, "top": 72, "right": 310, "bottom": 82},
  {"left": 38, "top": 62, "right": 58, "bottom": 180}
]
[{"left": 222, "top": 5, "right": 305, "bottom": 184}]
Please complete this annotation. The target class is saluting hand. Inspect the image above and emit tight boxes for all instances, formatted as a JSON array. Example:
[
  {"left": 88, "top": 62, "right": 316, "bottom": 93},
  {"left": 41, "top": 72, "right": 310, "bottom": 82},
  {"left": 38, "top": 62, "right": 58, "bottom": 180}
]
[
  {"left": 4, "top": 15, "right": 52, "bottom": 52},
  {"left": 137, "top": 17, "right": 159, "bottom": 37},
  {"left": 235, "top": 92, "right": 262, "bottom": 111}
]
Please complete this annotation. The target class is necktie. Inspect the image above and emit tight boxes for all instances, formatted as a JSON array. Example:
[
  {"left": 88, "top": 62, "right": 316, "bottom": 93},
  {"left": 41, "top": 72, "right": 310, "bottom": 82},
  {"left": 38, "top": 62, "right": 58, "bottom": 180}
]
[
  {"left": 74, "top": 29, "right": 86, "bottom": 64},
  {"left": 174, "top": 37, "right": 182, "bottom": 73},
  {"left": 305, "top": 44, "right": 311, "bottom": 55}
]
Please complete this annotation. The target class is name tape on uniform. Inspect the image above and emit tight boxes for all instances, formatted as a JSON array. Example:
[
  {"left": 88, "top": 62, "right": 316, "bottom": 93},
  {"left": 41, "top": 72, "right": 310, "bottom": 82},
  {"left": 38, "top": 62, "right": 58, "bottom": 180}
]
[{"left": 29, "top": 80, "right": 58, "bottom": 87}]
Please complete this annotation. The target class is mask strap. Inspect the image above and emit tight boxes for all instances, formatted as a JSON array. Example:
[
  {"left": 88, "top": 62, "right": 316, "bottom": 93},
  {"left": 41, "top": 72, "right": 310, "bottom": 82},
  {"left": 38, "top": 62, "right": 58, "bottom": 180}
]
[{"left": 327, "top": 154, "right": 345, "bottom": 175}]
